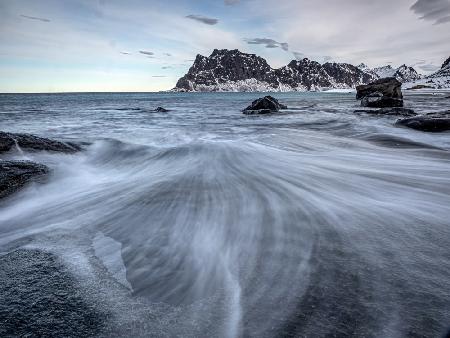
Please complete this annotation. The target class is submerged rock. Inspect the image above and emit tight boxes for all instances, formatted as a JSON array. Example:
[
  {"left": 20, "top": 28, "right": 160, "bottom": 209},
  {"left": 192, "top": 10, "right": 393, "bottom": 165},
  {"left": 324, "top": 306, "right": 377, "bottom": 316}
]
[
  {"left": 155, "top": 107, "right": 170, "bottom": 113},
  {"left": 395, "top": 116, "right": 450, "bottom": 132},
  {"left": 243, "top": 96, "right": 287, "bottom": 115},
  {"left": 354, "top": 107, "right": 416, "bottom": 116},
  {"left": 0, "top": 160, "right": 49, "bottom": 199},
  {"left": 0, "top": 131, "right": 80, "bottom": 154},
  {"left": 356, "top": 77, "right": 403, "bottom": 108},
  {"left": 0, "top": 249, "right": 105, "bottom": 337}
]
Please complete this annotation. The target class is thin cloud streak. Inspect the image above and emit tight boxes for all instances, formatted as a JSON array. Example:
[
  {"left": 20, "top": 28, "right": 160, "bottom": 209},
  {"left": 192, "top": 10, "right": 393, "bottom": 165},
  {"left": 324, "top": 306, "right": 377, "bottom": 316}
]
[
  {"left": 185, "top": 15, "right": 218, "bottom": 25},
  {"left": 20, "top": 14, "right": 50, "bottom": 22},
  {"left": 244, "top": 38, "right": 289, "bottom": 51}
]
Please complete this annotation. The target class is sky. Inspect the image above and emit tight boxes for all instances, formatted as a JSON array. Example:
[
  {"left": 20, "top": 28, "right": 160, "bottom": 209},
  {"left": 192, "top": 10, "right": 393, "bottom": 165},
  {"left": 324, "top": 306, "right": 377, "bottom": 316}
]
[{"left": 0, "top": 0, "right": 449, "bottom": 93}]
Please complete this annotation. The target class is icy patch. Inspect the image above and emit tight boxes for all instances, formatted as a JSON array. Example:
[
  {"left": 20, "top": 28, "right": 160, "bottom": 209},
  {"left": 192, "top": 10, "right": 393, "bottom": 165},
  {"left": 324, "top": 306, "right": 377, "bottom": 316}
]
[{"left": 93, "top": 232, "right": 132, "bottom": 291}]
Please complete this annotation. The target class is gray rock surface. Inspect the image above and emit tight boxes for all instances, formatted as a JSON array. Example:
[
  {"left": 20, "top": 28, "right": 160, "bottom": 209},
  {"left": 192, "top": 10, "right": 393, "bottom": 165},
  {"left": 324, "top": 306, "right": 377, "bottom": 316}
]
[{"left": 0, "top": 131, "right": 80, "bottom": 154}]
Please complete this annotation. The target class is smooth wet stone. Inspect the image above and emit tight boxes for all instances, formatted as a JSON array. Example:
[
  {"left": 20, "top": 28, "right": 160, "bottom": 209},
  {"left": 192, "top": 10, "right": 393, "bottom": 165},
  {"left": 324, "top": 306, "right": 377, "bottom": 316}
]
[
  {"left": 395, "top": 116, "right": 450, "bottom": 132},
  {"left": 0, "top": 249, "right": 105, "bottom": 337},
  {"left": 0, "top": 160, "right": 49, "bottom": 199},
  {"left": 0, "top": 131, "right": 80, "bottom": 154},
  {"left": 354, "top": 107, "right": 416, "bottom": 116},
  {"left": 243, "top": 96, "right": 287, "bottom": 114}
]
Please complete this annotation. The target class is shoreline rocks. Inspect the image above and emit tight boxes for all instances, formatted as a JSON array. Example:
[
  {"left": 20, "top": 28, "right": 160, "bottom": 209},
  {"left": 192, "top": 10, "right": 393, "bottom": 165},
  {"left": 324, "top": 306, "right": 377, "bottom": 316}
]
[
  {"left": 0, "top": 161, "right": 49, "bottom": 199},
  {"left": 0, "top": 131, "right": 80, "bottom": 154},
  {"left": 356, "top": 77, "right": 403, "bottom": 108},
  {"left": 243, "top": 96, "right": 287, "bottom": 115}
]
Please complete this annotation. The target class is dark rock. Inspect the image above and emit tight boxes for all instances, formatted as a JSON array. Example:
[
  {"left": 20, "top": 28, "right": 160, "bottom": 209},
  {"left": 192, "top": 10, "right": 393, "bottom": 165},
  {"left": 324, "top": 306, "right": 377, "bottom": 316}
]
[
  {"left": 0, "top": 160, "right": 49, "bottom": 199},
  {"left": 243, "top": 96, "right": 287, "bottom": 115},
  {"left": 395, "top": 117, "right": 450, "bottom": 132},
  {"left": 441, "top": 56, "right": 450, "bottom": 70},
  {"left": 356, "top": 77, "right": 403, "bottom": 100},
  {"left": 361, "top": 95, "right": 404, "bottom": 108},
  {"left": 243, "top": 109, "right": 273, "bottom": 115},
  {"left": 155, "top": 107, "right": 170, "bottom": 112},
  {"left": 354, "top": 107, "right": 416, "bottom": 116},
  {"left": 0, "top": 131, "right": 80, "bottom": 154},
  {"left": 0, "top": 249, "right": 105, "bottom": 337}
]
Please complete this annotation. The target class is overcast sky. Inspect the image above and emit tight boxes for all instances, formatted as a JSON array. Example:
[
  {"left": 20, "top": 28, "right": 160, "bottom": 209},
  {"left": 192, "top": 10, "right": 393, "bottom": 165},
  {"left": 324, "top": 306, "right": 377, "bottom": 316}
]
[{"left": 0, "top": 0, "right": 449, "bottom": 92}]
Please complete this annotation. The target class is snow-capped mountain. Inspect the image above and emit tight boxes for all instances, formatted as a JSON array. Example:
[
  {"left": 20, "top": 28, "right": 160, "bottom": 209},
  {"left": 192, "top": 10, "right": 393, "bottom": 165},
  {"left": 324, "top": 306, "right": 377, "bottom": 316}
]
[
  {"left": 174, "top": 49, "right": 440, "bottom": 92},
  {"left": 403, "top": 56, "right": 450, "bottom": 90},
  {"left": 371, "top": 65, "right": 422, "bottom": 82},
  {"left": 175, "top": 49, "right": 376, "bottom": 92}
]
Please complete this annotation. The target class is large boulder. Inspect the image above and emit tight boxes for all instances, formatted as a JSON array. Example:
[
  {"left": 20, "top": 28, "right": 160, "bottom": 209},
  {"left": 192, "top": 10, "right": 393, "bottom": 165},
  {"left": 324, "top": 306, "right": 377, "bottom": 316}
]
[
  {"left": 0, "top": 131, "right": 80, "bottom": 154},
  {"left": 356, "top": 77, "right": 403, "bottom": 99},
  {"left": 0, "top": 160, "right": 49, "bottom": 199},
  {"left": 356, "top": 77, "right": 403, "bottom": 108},
  {"left": 243, "top": 96, "right": 287, "bottom": 115}
]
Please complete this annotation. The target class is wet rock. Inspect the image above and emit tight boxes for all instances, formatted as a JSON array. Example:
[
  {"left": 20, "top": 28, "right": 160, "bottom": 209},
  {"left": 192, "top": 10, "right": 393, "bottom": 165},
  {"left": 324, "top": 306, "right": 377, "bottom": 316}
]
[
  {"left": 155, "top": 107, "right": 170, "bottom": 113},
  {"left": 356, "top": 77, "right": 403, "bottom": 100},
  {"left": 0, "top": 249, "right": 105, "bottom": 337},
  {"left": 0, "top": 131, "right": 80, "bottom": 154},
  {"left": 395, "top": 116, "right": 450, "bottom": 132},
  {"left": 243, "top": 96, "right": 287, "bottom": 114},
  {"left": 0, "top": 160, "right": 49, "bottom": 199},
  {"left": 356, "top": 77, "right": 403, "bottom": 108},
  {"left": 406, "top": 85, "right": 434, "bottom": 90},
  {"left": 354, "top": 107, "right": 416, "bottom": 117},
  {"left": 361, "top": 94, "right": 403, "bottom": 108}
]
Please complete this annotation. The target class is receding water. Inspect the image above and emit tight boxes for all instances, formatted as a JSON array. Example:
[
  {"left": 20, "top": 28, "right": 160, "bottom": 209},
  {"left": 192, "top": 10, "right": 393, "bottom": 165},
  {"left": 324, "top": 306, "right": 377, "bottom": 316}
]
[{"left": 0, "top": 92, "right": 449, "bottom": 337}]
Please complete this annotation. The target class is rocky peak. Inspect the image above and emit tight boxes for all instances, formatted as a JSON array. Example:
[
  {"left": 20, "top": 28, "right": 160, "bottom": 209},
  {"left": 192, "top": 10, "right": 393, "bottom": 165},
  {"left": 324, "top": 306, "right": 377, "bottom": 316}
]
[{"left": 442, "top": 56, "right": 450, "bottom": 69}]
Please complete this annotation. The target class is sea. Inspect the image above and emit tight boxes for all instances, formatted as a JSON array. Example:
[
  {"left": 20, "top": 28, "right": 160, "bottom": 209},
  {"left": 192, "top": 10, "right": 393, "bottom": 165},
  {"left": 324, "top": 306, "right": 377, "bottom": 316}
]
[{"left": 0, "top": 91, "right": 449, "bottom": 337}]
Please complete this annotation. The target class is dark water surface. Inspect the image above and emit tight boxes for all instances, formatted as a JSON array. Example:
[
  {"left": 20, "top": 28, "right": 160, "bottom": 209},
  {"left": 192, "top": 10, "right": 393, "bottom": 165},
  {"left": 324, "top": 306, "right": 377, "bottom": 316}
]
[{"left": 0, "top": 92, "right": 449, "bottom": 337}]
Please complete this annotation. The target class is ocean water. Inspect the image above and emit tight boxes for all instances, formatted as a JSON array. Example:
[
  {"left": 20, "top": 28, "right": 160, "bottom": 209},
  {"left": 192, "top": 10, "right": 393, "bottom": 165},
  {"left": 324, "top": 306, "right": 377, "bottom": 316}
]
[{"left": 0, "top": 91, "right": 450, "bottom": 337}]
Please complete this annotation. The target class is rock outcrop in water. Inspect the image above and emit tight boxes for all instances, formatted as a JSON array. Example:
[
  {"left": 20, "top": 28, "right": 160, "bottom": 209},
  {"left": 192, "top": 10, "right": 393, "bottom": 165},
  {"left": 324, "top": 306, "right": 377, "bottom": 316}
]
[
  {"left": 0, "top": 160, "right": 49, "bottom": 199},
  {"left": 356, "top": 78, "right": 403, "bottom": 108},
  {"left": 354, "top": 107, "right": 416, "bottom": 117},
  {"left": 396, "top": 112, "right": 450, "bottom": 132},
  {"left": 174, "top": 49, "right": 377, "bottom": 92},
  {"left": 0, "top": 131, "right": 80, "bottom": 154},
  {"left": 243, "top": 96, "right": 287, "bottom": 115}
]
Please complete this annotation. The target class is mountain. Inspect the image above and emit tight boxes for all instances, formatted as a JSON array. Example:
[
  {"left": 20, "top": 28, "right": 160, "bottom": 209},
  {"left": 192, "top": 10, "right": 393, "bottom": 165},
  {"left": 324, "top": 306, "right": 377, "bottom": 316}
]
[
  {"left": 403, "top": 56, "right": 450, "bottom": 89},
  {"left": 174, "top": 49, "right": 377, "bottom": 92},
  {"left": 371, "top": 65, "right": 422, "bottom": 82},
  {"left": 173, "top": 49, "right": 437, "bottom": 92}
]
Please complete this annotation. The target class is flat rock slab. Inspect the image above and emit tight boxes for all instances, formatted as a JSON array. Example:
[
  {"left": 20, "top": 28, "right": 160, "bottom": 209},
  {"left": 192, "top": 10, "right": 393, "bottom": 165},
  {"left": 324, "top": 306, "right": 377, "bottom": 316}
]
[
  {"left": 356, "top": 77, "right": 403, "bottom": 100},
  {"left": 354, "top": 108, "right": 416, "bottom": 117},
  {"left": 0, "top": 249, "right": 105, "bottom": 337},
  {"left": 0, "top": 131, "right": 80, "bottom": 154},
  {"left": 395, "top": 117, "right": 450, "bottom": 132},
  {"left": 0, "top": 160, "right": 49, "bottom": 199}
]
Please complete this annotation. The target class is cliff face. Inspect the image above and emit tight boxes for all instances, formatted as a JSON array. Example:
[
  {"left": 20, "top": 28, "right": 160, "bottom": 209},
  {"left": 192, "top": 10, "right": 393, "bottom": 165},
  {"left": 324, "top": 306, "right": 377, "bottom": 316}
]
[{"left": 175, "top": 49, "right": 378, "bottom": 92}]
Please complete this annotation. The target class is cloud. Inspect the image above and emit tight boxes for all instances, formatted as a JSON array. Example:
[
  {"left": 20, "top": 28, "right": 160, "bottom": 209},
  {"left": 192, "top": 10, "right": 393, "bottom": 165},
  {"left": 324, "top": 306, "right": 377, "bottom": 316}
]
[
  {"left": 418, "top": 63, "right": 440, "bottom": 72},
  {"left": 139, "top": 50, "right": 154, "bottom": 56},
  {"left": 410, "top": 0, "right": 450, "bottom": 25},
  {"left": 120, "top": 51, "right": 132, "bottom": 55},
  {"left": 162, "top": 66, "right": 172, "bottom": 69},
  {"left": 185, "top": 15, "right": 218, "bottom": 25},
  {"left": 293, "top": 52, "right": 305, "bottom": 60},
  {"left": 19, "top": 14, "right": 50, "bottom": 22},
  {"left": 152, "top": 75, "right": 167, "bottom": 78},
  {"left": 244, "top": 38, "right": 289, "bottom": 51},
  {"left": 164, "top": 53, "right": 172, "bottom": 56},
  {"left": 323, "top": 56, "right": 332, "bottom": 62},
  {"left": 225, "top": 0, "right": 240, "bottom": 5}
]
